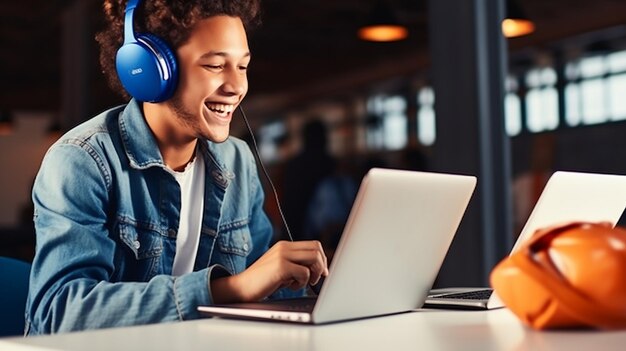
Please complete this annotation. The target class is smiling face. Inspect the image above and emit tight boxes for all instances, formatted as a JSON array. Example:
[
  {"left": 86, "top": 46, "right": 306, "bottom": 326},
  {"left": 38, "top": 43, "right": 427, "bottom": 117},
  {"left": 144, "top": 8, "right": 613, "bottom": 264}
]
[{"left": 154, "top": 16, "right": 250, "bottom": 144}]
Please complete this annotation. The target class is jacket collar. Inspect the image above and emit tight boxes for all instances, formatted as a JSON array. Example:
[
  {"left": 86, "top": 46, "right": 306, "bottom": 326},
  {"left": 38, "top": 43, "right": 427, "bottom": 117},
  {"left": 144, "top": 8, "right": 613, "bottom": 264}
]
[
  {"left": 118, "top": 99, "right": 165, "bottom": 170},
  {"left": 118, "top": 99, "right": 230, "bottom": 173}
]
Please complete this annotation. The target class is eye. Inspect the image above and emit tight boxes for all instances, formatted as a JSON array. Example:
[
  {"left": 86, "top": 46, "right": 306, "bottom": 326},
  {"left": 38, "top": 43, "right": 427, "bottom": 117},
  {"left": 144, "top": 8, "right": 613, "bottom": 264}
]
[
  {"left": 238, "top": 65, "right": 248, "bottom": 71},
  {"left": 203, "top": 65, "right": 223, "bottom": 71}
]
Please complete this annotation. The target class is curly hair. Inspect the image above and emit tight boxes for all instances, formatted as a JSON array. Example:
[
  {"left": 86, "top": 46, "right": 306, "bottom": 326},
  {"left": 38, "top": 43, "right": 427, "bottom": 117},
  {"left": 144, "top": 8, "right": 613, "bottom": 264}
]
[{"left": 95, "top": 0, "right": 261, "bottom": 99}]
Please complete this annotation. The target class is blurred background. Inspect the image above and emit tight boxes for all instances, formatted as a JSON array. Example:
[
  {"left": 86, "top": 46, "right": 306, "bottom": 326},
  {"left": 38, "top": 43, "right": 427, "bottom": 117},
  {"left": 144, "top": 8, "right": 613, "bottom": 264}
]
[{"left": 3, "top": 0, "right": 626, "bottom": 287}]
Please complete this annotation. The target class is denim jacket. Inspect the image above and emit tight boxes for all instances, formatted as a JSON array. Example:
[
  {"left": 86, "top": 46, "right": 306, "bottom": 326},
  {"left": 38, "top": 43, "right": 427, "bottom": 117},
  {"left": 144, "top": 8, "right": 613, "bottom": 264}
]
[{"left": 26, "top": 100, "right": 275, "bottom": 334}]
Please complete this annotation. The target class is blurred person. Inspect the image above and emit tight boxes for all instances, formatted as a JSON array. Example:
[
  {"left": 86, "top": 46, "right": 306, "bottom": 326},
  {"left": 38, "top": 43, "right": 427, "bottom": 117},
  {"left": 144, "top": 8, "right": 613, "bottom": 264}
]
[
  {"left": 302, "top": 158, "right": 358, "bottom": 261},
  {"left": 26, "top": 0, "right": 327, "bottom": 335},
  {"left": 281, "top": 119, "right": 335, "bottom": 241}
]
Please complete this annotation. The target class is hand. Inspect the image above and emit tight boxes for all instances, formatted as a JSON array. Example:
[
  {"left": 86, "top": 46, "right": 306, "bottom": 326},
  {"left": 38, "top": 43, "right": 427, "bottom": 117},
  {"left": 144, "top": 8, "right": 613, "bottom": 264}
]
[{"left": 211, "top": 240, "right": 328, "bottom": 303}]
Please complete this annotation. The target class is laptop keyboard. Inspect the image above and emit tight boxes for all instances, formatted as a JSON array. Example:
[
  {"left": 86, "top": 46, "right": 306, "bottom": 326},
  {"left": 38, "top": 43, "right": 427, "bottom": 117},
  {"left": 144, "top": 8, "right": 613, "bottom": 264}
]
[
  {"left": 284, "top": 301, "right": 316, "bottom": 312},
  {"left": 430, "top": 289, "right": 493, "bottom": 300},
  {"left": 257, "top": 297, "right": 317, "bottom": 312}
]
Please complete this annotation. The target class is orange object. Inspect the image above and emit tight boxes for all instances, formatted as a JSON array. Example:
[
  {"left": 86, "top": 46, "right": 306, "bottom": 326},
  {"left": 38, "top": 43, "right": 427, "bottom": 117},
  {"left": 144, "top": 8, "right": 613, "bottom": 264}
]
[{"left": 490, "top": 222, "right": 626, "bottom": 330}]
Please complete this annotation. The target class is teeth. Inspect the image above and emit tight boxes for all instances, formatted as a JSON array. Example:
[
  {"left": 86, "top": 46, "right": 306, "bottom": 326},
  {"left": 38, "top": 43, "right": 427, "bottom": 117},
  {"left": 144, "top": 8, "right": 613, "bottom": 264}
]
[{"left": 206, "top": 103, "right": 234, "bottom": 114}]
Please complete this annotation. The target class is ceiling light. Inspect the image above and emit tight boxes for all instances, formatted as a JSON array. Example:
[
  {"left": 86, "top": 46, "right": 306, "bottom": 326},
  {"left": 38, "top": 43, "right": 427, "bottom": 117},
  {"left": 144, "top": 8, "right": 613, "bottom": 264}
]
[
  {"left": 502, "top": 0, "right": 535, "bottom": 38},
  {"left": 358, "top": 0, "right": 408, "bottom": 42}
]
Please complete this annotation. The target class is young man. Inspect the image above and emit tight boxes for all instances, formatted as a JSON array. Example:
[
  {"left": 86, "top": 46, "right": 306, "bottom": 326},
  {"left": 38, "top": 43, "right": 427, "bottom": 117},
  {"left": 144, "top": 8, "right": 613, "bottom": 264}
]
[{"left": 25, "top": 0, "right": 327, "bottom": 335}]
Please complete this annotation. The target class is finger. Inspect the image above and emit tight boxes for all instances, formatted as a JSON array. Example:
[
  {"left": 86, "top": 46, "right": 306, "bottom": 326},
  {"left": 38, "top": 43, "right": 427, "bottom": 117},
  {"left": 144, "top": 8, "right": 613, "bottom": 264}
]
[
  {"left": 280, "top": 261, "right": 311, "bottom": 291},
  {"left": 279, "top": 248, "right": 323, "bottom": 265},
  {"left": 272, "top": 240, "right": 328, "bottom": 263},
  {"left": 311, "top": 241, "right": 329, "bottom": 276},
  {"left": 273, "top": 240, "right": 323, "bottom": 251},
  {"left": 308, "top": 268, "right": 323, "bottom": 286},
  {"left": 287, "top": 279, "right": 303, "bottom": 291},
  {"left": 269, "top": 241, "right": 329, "bottom": 286},
  {"left": 307, "top": 250, "right": 327, "bottom": 285},
  {"left": 280, "top": 249, "right": 328, "bottom": 281},
  {"left": 277, "top": 241, "right": 327, "bottom": 263}
]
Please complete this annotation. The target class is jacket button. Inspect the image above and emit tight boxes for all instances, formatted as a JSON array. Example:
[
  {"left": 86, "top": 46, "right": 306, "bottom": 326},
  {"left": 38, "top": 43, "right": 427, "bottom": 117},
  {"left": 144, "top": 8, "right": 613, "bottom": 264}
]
[
  {"left": 133, "top": 241, "right": 141, "bottom": 249},
  {"left": 211, "top": 170, "right": 230, "bottom": 187}
]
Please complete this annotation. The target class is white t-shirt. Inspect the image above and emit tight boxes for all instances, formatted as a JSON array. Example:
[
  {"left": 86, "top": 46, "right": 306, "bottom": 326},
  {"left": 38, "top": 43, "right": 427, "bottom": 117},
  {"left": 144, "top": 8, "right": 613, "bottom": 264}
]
[{"left": 171, "top": 151, "right": 205, "bottom": 276}]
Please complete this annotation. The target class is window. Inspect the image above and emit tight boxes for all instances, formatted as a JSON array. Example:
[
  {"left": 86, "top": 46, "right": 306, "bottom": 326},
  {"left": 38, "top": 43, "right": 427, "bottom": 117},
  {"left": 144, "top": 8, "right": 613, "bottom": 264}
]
[
  {"left": 525, "top": 67, "right": 559, "bottom": 132},
  {"left": 504, "top": 75, "right": 522, "bottom": 136},
  {"left": 564, "top": 50, "right": 626, "bottom": 126},
  {"left": 366, "top": 95, "right": 408, "bottom": 150},
  {"left": 607, "top": 50, "right": 626, "bottom": 121},
  {"left": 417, "top": 87, "right": 436, "bottom": 145}
]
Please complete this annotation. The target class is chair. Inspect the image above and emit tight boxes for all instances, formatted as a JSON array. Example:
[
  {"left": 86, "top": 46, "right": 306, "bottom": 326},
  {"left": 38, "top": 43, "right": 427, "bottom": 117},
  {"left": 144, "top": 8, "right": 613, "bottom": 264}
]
[{"left": 0, "top": 256, "right": 31, "bottom": 337}]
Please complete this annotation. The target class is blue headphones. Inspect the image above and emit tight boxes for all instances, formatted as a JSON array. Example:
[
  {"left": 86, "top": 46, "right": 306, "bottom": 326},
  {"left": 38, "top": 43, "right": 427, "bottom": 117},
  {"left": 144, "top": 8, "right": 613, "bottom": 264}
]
[{"left": 115, "top": 0, "right": 178, "bottom": 102}]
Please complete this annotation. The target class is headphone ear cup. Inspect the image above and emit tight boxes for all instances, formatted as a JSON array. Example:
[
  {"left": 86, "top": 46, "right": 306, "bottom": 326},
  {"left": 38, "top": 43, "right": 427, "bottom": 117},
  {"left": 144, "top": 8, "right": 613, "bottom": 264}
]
[
  {"left": 492, "top": 222, "right": 626, "bottom": 330},
  {"left": 491, "top": 250, "right": 578, "bottom": 329},
  {"left": 115, "top": 33, "right": 178, "bottom": 102}
]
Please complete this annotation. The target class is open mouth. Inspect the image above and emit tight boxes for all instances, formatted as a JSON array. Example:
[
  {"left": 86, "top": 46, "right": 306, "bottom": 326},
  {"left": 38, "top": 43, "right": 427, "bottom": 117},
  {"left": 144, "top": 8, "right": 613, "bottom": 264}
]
[{"left": 205, "top": 103, "right": 235, "bottom": 118}]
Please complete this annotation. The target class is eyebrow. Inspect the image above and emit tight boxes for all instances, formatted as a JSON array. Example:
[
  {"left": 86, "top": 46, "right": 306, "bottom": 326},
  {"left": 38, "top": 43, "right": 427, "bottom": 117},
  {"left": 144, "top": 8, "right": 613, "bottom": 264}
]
[{"left": 199, "top": 51, "right": 251, "bottom": 60}]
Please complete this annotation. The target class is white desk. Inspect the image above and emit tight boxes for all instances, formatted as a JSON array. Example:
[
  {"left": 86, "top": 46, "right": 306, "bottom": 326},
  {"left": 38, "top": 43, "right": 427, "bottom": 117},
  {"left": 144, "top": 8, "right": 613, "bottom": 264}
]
[{"left": 2, "top": 308, "right": 625, "bottom": 351}]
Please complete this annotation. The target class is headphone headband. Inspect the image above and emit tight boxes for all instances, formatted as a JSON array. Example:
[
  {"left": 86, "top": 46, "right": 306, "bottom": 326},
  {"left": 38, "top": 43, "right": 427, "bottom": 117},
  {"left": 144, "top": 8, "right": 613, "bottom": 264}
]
[
  {"left": 123, "top": 0, "right": 140, "bottom": 44},
  {"left": 126, "top": 0, "right": 141, "bottom": 9}
]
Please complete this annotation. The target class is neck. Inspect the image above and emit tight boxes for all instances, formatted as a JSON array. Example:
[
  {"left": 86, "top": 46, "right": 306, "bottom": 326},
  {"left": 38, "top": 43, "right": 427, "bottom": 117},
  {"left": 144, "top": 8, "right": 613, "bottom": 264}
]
[
  {"left": 143, "top": 102, "right": 198, "bottom": 172},
  {"left": 161, "top": 141, "right": 198, "bottom": 172}
]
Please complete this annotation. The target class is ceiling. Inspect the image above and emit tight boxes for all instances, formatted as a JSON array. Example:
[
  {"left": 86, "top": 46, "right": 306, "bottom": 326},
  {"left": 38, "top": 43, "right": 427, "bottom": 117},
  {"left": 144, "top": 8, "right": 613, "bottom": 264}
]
[{"left": 2, "top": 0, "right": 626, "bottom": 118}]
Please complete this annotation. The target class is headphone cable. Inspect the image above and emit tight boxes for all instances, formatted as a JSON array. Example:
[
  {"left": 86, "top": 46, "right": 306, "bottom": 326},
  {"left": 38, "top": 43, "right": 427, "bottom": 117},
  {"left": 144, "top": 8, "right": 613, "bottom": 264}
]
[
  {"left": 238, "top": 106, "right": 295, "bottom": 242},
  {"left": 239, "top": 106, "right": 326, "bottom": 295}
]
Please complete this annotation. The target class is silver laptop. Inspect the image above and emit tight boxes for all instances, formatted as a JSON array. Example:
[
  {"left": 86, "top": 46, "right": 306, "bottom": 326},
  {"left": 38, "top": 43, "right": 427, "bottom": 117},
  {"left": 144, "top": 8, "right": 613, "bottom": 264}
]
[
  {"left": 424, "top": 170, "right": 626, "bottom": 310},
  {"left": 198, "top": 168, "right": 477, "bottom": 324}
]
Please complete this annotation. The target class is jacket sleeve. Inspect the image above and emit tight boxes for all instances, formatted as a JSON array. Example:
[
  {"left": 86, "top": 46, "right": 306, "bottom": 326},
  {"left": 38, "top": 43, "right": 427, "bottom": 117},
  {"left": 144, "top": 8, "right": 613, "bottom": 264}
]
[{"left": 26, "top": 140, "right": 226, "bottom": 335}]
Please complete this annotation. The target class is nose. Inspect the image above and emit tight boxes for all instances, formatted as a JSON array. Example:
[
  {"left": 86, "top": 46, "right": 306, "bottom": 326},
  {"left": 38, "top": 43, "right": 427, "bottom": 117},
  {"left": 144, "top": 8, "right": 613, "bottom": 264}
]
[{"left": 221, "top": 68, "right": 247, "bottom": 96}]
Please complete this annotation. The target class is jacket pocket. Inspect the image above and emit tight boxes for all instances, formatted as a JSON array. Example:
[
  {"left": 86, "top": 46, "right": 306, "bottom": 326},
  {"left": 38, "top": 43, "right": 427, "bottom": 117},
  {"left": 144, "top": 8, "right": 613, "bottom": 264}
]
[
  {"left": 216, "top": 220, "right": 252, "bottom": 273},
  {"left": 218, "top": 220, "right": 253, "bottom": 256},
  {"left": 117, "top": 219, "right": 164, "bottom": 280}
]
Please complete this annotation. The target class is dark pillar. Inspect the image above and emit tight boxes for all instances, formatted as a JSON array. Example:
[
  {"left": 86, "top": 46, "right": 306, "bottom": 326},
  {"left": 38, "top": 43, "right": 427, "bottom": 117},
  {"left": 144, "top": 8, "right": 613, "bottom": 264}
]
[
  {"left": 428, "top": 0, "right": 513, "bottom": 286},
  {"left": 60, "top": 0, "right": 94, "bottom": 130}
]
